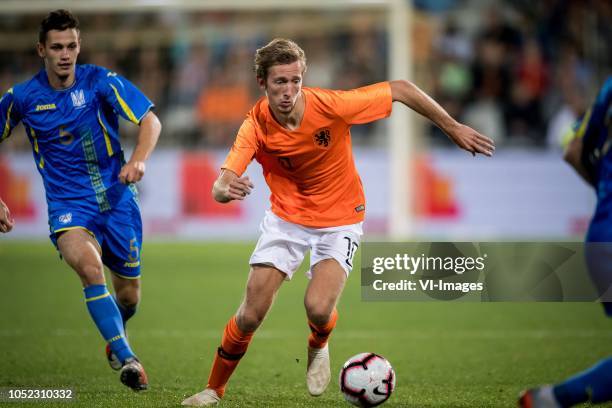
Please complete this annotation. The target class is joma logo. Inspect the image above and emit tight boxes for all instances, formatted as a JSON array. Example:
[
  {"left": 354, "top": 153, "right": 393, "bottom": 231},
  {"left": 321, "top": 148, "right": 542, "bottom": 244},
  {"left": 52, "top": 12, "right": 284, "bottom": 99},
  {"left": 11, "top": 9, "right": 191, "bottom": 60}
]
[{"left": 36, "top": 103, "right": 56, "bottom": 111}]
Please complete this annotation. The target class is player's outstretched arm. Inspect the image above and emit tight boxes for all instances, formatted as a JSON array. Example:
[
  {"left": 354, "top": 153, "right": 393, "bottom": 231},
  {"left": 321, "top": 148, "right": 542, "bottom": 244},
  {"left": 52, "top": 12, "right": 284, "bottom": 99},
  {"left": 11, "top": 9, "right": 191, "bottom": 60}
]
[
  {"left": 390, "top": 80, "right": 495, "bottom": 157},
  {"left": 0, "top": 197, "right": 14, "bottom": 233},
  {"left": 212, "top": 169, "right": 254, "bottom": 203},
  {"left": 119, "top": 111, "right": 162, "bottom": 184}
]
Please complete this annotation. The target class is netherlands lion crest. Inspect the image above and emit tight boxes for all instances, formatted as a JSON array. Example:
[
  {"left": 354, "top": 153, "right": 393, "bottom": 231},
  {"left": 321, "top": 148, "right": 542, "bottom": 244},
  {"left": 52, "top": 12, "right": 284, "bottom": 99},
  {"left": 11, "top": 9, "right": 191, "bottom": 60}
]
[{"left": 313, "top": 128, "right": 331, "bottom": 148}]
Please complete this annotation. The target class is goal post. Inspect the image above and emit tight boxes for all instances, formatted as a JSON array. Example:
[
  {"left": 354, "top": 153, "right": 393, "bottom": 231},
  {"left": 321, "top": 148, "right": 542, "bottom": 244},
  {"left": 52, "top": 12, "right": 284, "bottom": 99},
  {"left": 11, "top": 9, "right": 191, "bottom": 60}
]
[{"left": 387, "top": 0, "right": 413, "bottom": 239}]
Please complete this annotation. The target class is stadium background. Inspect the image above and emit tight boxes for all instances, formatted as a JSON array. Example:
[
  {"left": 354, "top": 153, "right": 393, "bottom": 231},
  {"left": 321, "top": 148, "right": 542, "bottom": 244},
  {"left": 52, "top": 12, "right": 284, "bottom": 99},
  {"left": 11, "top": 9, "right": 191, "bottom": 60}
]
[{"left": 1, "top": 0, "right": 611, "bottom": 406}]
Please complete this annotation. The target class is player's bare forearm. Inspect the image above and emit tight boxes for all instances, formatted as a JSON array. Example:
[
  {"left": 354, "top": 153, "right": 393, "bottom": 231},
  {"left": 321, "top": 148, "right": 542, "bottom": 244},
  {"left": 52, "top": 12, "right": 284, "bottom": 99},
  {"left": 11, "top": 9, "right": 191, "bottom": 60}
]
[
  {"left": 563, "top": 136, "right": 594, "bottom": 186},
  {"left": 131, "top": 111, "right": 161, "bottom": 162},
  {"left": 119, "top": 111, "right": 162, "bottom": 184},
  {"left": 0, "top": 197, "right": 14, "bottom": 233},
  {"left": 389, "top": 80, "right": 495, "bottom": 157},
  {"left": 212, "top": 169, "right": 254, "bottom": 203}
]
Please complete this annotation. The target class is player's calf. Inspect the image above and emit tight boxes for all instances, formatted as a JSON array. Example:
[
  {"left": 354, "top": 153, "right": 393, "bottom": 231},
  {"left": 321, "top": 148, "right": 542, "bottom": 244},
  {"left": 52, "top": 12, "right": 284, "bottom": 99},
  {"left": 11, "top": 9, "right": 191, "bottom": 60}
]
[
  {"left": 183, "top": 316, "right": 254, "bottom": 405},
  {"left": 111, "top": 273, "right": 140, "bottom": 325}
]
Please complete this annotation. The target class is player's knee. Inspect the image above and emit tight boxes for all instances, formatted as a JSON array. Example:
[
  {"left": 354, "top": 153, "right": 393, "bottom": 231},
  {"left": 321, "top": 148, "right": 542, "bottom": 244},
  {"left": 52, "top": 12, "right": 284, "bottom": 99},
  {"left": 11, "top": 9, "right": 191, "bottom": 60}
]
[
  {"left": 236, "top": 306, "right": 266, "bottom": 332},
  {"left": 78, "top": 263, "right": 105, "bottom": 286},
  {"left": 116, "top": 288, "right": 140, "bottom": 308},
  {"left": 306, "top": 310, "right": 331, "bottom": 327},
  {"left": 304, "top": 300, "right": 333, "bottom": 326}
]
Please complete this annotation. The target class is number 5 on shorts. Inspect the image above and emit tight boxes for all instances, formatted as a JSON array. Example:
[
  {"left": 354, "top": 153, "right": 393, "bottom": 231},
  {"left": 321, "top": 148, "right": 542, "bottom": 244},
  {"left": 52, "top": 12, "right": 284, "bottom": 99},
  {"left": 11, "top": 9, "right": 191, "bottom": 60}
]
[{"left": 128, "top": 238, "right": 139, "bottom": 262}]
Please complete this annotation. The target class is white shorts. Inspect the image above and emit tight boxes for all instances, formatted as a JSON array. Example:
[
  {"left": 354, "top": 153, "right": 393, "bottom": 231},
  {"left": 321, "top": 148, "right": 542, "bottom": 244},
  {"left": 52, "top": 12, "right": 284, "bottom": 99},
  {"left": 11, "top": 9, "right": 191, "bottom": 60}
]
[{"left": 249, "top": 210, "right": 363, "bottom": 280}]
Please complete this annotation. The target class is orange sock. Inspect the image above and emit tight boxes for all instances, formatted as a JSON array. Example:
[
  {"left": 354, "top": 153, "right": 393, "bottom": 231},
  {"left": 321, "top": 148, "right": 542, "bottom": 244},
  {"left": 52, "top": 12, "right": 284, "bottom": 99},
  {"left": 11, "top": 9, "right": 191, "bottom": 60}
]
[
  {"left": 308, "top": 308, "right": 338, "bottom": 349},
  {"left": 206, "top": 316, "right": 254, "bottom": 397}
]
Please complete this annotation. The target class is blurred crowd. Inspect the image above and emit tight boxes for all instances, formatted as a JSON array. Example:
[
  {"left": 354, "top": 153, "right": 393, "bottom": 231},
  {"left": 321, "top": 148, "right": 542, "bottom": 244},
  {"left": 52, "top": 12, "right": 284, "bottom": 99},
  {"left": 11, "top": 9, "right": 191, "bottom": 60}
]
[
  {"left": 0, "top": 10, "right": 388, "bottom": 150},
  {"left": 0, "top": 0, "right": 609, "bottom": 152},
  {"left": 421, "top": 0, "right": 611, "bottom": 148}
]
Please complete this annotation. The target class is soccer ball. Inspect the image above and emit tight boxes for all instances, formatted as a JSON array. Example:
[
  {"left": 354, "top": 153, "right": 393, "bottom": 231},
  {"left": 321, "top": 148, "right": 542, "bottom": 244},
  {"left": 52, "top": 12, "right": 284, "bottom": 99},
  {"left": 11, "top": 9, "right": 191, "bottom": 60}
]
[{"left": 339, "top": 352, "right": 396, "bottom": 407}]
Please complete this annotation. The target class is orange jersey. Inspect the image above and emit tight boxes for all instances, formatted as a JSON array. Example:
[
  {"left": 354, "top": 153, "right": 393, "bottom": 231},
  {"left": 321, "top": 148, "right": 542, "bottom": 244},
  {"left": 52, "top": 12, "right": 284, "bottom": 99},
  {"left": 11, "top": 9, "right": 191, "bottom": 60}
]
[{"left": 222, "top": 82, "right": 393, "bottom": 227}]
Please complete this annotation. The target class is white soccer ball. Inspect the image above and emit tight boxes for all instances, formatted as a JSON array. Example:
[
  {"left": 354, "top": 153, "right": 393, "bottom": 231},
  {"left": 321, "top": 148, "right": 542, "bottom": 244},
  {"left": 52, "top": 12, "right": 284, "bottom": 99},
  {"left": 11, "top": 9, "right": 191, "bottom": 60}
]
[{"left": 339, "top": 352, "right": 396, "bottom": 407}]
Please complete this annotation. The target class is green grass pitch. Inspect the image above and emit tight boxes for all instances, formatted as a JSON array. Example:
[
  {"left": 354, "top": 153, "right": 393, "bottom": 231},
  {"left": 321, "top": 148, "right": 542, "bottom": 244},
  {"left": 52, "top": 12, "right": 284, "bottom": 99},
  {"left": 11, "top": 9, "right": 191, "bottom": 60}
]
[{"left": 0, "top": 241, "right": 611, "bottom": 407}]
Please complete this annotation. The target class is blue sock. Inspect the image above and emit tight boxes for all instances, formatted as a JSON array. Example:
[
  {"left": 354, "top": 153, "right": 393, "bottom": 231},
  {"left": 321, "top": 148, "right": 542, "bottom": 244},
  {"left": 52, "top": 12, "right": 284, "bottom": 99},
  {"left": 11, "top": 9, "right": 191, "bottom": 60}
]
[
  {"left": 603, "top": 302, "right": 612, "bottom": 317},
  {"left": 113, "top": 296, "right": 137, "bottom": 329},
  {"left": 554, "top": 357, "right": 612, "bottom": 405},
  {"left": 84, "top": 285, "right": 136, "bottom": 364}
]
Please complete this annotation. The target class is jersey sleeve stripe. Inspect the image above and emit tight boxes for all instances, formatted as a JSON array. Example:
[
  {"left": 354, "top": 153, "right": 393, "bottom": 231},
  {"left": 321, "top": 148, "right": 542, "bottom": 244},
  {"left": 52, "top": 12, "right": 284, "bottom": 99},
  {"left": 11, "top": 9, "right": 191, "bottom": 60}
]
[
  {"left": 575, "top": 108, "right": 593, "bottom": 139},
  {"left": 1, "top": 101, "right": 14, "bottom": 141},
  {"left": 97, "top": 109, "right": 114, "bottom": 156},
  {"left": 109, "top": 83, "right": 139, "bottom": 124},
  {"left": 28, "top": 128, "right": 44, "bottom": 169},
  {"left": 29, "top": 128, "right": 39, "bottom": 153}
]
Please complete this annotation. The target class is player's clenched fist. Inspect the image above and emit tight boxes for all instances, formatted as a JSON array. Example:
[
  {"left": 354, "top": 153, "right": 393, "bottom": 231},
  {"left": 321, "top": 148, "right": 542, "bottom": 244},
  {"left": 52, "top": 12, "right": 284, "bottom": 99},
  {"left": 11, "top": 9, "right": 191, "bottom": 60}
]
[
  {"left": 0, "top": 198, "right": 14, "bottom": 233},
  {"left": 212, "top": 170, "right": 254, "bottom": 203},
  {"left": 119, "top": 160, "right": 146, "bottom": 184},
  {"left": 226, "top": 175, "right": 254, "bottom": 201}
]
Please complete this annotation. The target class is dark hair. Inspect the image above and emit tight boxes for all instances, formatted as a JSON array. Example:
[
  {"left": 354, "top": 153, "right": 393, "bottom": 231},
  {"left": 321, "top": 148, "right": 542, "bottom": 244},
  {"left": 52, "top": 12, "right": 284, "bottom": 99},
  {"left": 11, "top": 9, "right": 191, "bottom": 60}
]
[
  {"left": 254, "top": 38, "right": 306, "bottom": 80},
  {"left": 39, "top": 9, "right": 79, "bottom": 44}
]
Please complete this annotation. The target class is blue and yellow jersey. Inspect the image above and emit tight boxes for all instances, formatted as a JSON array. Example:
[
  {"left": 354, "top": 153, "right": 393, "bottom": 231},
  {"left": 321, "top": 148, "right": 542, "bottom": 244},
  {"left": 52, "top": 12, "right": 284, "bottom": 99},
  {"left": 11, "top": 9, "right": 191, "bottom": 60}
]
[
  {"left": 577, "top": 76, "right": 612, "bottom": 187},
  {"left": 574, "top": 76, "right": 612, "bottom": 242},
  {"left": 0, "top": 64, "right": 153, "bottom": 213}
]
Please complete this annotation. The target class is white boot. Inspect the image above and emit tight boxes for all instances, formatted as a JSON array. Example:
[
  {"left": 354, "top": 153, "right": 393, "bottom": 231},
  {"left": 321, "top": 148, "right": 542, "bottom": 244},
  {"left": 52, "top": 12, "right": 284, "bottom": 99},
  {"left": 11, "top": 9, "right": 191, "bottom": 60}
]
[
  {"left": 306, "top": 344, "right": 331, "bottom": 396},
  {"left": 182, "top": 388, "right": 221, "bottom": 407}
]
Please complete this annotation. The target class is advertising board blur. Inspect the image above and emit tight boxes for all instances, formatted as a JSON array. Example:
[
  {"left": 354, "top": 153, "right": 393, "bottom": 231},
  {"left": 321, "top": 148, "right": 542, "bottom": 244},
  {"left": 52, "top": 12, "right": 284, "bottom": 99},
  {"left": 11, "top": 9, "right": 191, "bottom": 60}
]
[{"left": 0, "top": 148, "right": 594, "bottom": 240}]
